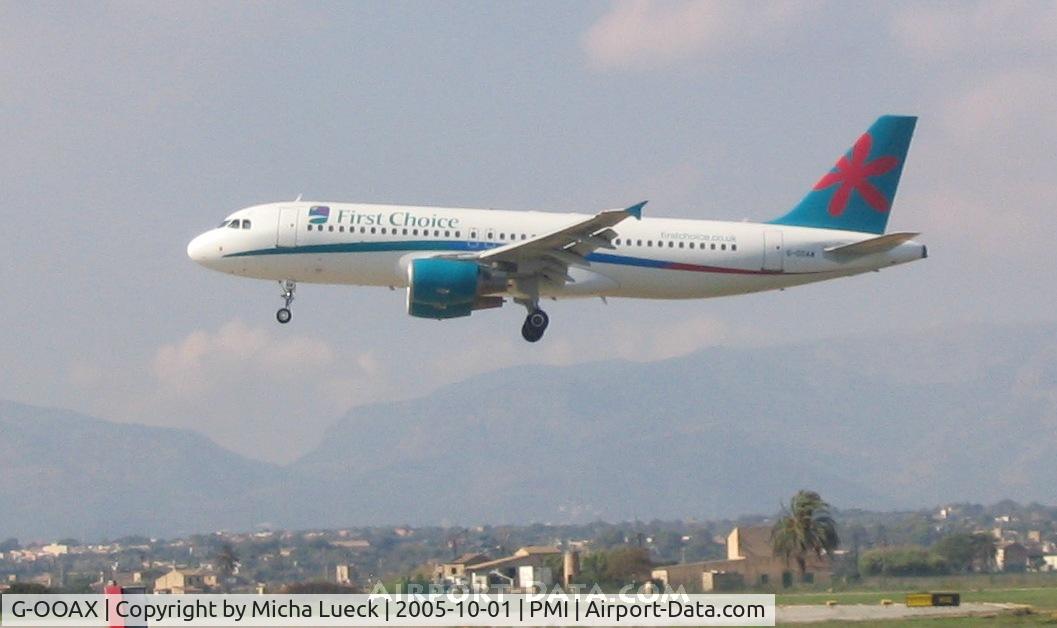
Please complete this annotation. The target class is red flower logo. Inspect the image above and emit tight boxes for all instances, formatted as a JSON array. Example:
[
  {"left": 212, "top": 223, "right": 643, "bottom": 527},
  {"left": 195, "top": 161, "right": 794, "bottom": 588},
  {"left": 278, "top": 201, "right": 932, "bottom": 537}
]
[{"left": 813, "top": 132, "right": 899, "bottom": 216}]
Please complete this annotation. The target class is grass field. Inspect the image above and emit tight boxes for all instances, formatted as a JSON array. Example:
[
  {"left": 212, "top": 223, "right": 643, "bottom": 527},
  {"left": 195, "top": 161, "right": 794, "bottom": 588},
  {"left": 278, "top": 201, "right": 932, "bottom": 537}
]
[
  {"left": 794, "top": 613, "right": 1057, "bottom": 626},
  {"left": 778, "top": 587, "right": 1057, "bottom": 610}
]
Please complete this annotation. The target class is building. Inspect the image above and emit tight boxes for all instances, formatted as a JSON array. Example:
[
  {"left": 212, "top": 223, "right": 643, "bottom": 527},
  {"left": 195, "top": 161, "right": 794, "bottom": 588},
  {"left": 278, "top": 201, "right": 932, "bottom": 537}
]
[
  {"left": 335, "top": 565, "right": 352, "bottom": 585},
  {"left": 434, "top": 553, "right": 492, "bottom": 587},
  {"left": 996, "top": 542, "right": 1029, "bottom": 572},
  {"left": 651, "top": 526, "right": 832, "bottom": 592},
  {"left": 461, "top": 546, "right": 561, "bottom": 592},
  {"left": 332, "top": 539, "right": 370, "bottom": 550},
  {"left": 41, "top": 544, "right": 69, "bottom": 556},
  {"left": 110, "top": 572, "right": 143, "bottom": 588},
  {"left": 153, "top": 568, "right": 218, "bottom": 593}
]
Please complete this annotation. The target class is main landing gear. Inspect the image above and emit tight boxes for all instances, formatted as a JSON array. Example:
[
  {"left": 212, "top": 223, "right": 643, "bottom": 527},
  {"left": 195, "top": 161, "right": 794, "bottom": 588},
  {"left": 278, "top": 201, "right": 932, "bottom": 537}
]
[
  {"left": 520, "top": 305, "right": 549, "bottom": 343},
  {"left": 276, "top": 280, "right": 296, "bottom": 324}
]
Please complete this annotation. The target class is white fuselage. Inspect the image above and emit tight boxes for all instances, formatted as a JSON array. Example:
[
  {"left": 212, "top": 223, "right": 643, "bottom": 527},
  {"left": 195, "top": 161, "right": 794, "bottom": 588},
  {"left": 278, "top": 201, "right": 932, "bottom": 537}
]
[{"left": 187, "top": 202, "right": 926, "bottom": 300}]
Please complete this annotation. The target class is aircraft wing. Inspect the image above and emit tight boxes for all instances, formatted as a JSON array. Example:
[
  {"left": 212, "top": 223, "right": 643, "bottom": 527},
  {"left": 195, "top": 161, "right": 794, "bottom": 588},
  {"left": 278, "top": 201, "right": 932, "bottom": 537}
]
[{"left": 474, "top": 201, "right": 645, "bottom": 283}]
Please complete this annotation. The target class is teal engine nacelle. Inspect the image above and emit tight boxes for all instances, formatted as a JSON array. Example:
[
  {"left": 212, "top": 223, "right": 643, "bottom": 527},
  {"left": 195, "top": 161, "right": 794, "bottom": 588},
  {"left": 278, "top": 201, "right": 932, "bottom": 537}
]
[{"left": 406, "top": 258, "right": 505, "bottom": 319}]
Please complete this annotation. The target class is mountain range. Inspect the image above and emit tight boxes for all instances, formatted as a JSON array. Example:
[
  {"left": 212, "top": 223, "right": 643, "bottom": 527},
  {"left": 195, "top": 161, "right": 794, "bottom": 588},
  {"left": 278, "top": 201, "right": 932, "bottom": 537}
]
[{"left": 3, "top": 322, "right": 1056, "bottom": 539}]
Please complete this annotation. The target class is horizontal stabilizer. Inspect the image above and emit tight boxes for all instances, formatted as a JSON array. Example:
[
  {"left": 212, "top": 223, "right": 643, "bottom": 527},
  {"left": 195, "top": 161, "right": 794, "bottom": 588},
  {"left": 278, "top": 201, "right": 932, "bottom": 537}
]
[{"left": 825, "top": 232, "right": 920, "bottom": 256}]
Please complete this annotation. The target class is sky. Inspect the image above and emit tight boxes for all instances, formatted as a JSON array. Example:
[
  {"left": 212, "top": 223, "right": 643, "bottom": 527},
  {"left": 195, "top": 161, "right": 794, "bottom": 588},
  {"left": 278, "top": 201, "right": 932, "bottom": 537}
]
[{"left": 2, "top": 1, "right": 1056, "bottom": 463}]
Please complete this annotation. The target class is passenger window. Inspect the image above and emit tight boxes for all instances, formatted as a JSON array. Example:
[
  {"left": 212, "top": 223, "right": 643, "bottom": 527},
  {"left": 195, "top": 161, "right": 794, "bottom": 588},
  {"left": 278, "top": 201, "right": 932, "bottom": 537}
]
[
  {"left": 306, "top": 225, "right": 312, "bottom": 232},
  {"left": 679, "top": 242, "right": 684, "bottom": 248},
  {"left": 328, "top": 225, "right": 334, "bottom": 232},
  {"left": 470, "top": 231, "right": 478, "bottom": 239},
  {"left": 381, "top": 227, "right": 387, "bottom": 234},
  {"left": 339, "top": 226, "right": 344, "bottom": 232},
  {"left": 444, "top": 230, "right": 450, "bottom": 237},
  {"left": 710, "top": 243, "right": 716, "bottom": 250},
  {"left": 721, "top": 243, "right": 726, "bottom": 250},
  {"left": 689, "top": 242, "right": 695, "bottom": 249},
  {"left": 455, "top": 231, "right": 461, "bottom": 238},
  {"left": 403, "top": 228, "right": 408, "bottom": 235},
  {"left": 434, "top": 229, "right": 440, "bottom": 236},
  {"left": 487, "top": 232, "right": 494, "bottom": 240},
  {"left": 668, "top": 241, "right": 674, "bottom": 248},
  {"left": 413, "top": 229, "right": 419, "bottom": 236},
  {"left": 522, "top": 234, "right": 527, "bottom": 240},
  {"left": 370, "top": 227, "right": 376, "bottom": 234},
  {"left": 499, "top": 233, "right": 505, "bottom": 240},
  {"left": 637, "top": 239, "right": 642, "bottom": 246},
  {"left": 647, "top": 240, "right": 652, "bottom": 247},
  {"left": 732, "top": 244, "right": 737, "bottom": 251}
]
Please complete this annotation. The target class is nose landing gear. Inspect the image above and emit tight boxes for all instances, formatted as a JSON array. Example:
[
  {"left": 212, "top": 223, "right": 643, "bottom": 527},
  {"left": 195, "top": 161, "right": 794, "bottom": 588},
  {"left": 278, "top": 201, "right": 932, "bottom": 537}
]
[{"left": 276, "top": 280, "right": 296, "bottom": 324}]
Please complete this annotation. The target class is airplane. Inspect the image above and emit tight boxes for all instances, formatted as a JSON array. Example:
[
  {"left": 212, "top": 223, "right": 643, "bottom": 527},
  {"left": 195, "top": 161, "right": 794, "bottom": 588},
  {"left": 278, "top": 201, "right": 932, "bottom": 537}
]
[{"left": 188, "top": 115, "right": 926, "bottom": 342}]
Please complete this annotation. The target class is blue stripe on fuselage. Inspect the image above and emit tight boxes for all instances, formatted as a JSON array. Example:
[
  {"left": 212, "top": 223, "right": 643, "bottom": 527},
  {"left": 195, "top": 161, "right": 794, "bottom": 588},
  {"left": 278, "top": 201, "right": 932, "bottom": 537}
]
[{"left": 224, "top": 241, "right": 811, "bottom": 275}]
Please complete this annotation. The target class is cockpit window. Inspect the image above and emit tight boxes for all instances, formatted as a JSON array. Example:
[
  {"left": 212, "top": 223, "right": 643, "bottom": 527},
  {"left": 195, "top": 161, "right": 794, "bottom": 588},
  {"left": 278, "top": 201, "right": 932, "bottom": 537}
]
[
  {"left": 217, "top": 220, "right": 230, "bottom": 228},
  {"left": 241, "top": 220, "right": 251, "bottom": 229},
  {"left": 228, "top": 220, "right": 240, "bottom": 229}
]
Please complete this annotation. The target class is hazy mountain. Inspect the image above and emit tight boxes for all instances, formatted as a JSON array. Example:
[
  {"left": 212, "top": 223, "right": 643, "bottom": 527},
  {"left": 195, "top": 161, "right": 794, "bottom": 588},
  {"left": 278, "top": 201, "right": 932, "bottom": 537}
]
[
  {"left": 290, "top": 321, "right": 1057, "bottom": 525},
  {"left": 3, "top": 322, "right": 1057, "bottom": 538},
  {"left": 0, "top": 401, "right": 286, "bottom": 539}
]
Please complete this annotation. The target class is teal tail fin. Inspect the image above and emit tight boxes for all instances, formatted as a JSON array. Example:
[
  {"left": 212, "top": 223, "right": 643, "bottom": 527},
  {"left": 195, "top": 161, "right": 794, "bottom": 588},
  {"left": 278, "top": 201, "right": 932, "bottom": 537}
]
[{"left": 770, "top": 116, "right": 917, "bottom": 234}]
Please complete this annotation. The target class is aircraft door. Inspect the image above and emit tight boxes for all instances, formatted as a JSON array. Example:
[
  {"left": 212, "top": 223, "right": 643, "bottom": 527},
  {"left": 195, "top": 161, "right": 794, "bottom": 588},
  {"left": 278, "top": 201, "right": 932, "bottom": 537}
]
[
  {"left": 763, "top": 230, "right": 783, "bottom": 271},
  {"left": 277, "top": 207, "right": 298, "bottom": 247}
]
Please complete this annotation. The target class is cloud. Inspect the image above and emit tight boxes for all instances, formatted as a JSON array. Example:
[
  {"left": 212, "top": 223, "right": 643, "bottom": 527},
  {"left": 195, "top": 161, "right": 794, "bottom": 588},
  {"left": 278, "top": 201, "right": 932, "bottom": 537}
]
[
  {"left": 581, "top": 0, "right": 812, "bottom": 71},
  {"left": 152, "top": 320, "right": 335, "bottom": 397},
  {"left": 903, "top": 68, "right": 1057, "bottom": 252},
  {"left": 614, "top": 315, "right": 733, "bottom": 361},
  {"left": 941, "top": 69, "right": 1057, "bottom": 144},
  {"left": 69, "top": 320, "right": 392, "bottom": 464},
  {"left": 421, "top": 312, "right": 757, "bottom": 387},
  {"left": 889, "top": 2, "right": 1057, "bottom": 58}
]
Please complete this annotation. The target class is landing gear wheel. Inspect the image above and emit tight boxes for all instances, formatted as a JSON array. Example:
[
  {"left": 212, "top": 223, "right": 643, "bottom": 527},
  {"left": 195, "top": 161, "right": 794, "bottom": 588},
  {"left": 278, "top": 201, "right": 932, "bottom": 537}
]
[
  {"left": 276, "top": 280, "right": 296, "bottom": 325},
  {"left": 521, "top": 309, "right": 549, "bottom": 342}
]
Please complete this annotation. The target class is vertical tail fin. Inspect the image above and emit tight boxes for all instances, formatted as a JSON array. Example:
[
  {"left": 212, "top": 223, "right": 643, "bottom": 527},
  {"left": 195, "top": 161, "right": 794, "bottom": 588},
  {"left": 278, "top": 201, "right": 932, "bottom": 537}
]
[{"left": 770, "top": 115, "right": 917, "bottom": 234}]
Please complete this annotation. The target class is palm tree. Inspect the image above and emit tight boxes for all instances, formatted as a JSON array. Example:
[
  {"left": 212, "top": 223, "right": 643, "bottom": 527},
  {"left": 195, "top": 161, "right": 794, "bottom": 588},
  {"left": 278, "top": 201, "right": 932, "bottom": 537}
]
[{"left": 771, "top": 490, "right": 840, "bottom": 577}]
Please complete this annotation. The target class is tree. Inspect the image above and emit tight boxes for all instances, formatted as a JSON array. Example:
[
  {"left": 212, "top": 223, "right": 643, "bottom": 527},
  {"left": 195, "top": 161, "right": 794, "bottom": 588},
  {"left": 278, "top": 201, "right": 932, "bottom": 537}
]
[
  {"left": 284, "top": 581, "right": 358, "bottom": 594},
  {"left": 602, "top": 547, "right": 653, "bottom": 584},
  {"left": 6, "top": 582, "right": 50, "bottom": 593},
  {"left": 214, "top": 543, "right": 240, "bottom": 591},
  {"left": 575, "top": 547, "right": 653, "bottom": 588},
  {"left": 859, "top": 547, "right": 947, "bottom": 576},
  {"left": 771, "top": 490, "right": 840, "bottom": 576},
  {"left": 933, "top": 533, "right": 975, "bottom": 572},
  {"left": 969, "top": 533, "right": 996, "bottom": 572}
]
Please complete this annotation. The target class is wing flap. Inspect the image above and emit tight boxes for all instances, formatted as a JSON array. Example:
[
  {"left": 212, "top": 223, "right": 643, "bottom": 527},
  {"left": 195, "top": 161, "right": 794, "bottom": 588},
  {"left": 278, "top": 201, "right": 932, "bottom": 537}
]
[{"left": 478, "top": 201, "right": 645, "bottom": 264}]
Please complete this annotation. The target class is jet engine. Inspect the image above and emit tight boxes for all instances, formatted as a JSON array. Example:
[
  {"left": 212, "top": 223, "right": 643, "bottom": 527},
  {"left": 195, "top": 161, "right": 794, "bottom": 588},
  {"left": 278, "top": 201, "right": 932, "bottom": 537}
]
[{"left": 406, "top": 258, "right": 506, "bottom": 319}]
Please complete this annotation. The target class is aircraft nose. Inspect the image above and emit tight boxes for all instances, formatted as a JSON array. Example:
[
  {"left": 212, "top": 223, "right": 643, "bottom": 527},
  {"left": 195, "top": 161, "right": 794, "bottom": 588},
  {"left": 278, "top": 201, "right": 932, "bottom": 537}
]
[{"left": 187, "top": 232, "right": 211, "bottom": 264}]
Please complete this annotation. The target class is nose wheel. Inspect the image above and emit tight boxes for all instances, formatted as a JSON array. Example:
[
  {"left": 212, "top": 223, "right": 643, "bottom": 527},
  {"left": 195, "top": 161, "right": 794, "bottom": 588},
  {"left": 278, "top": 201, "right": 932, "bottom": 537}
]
[
  {"left": 276, "top": 280, "right": 296, "bottom": 324},
  {"left": 521, "top": 309, "right": 549, "bottom": 342}
]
